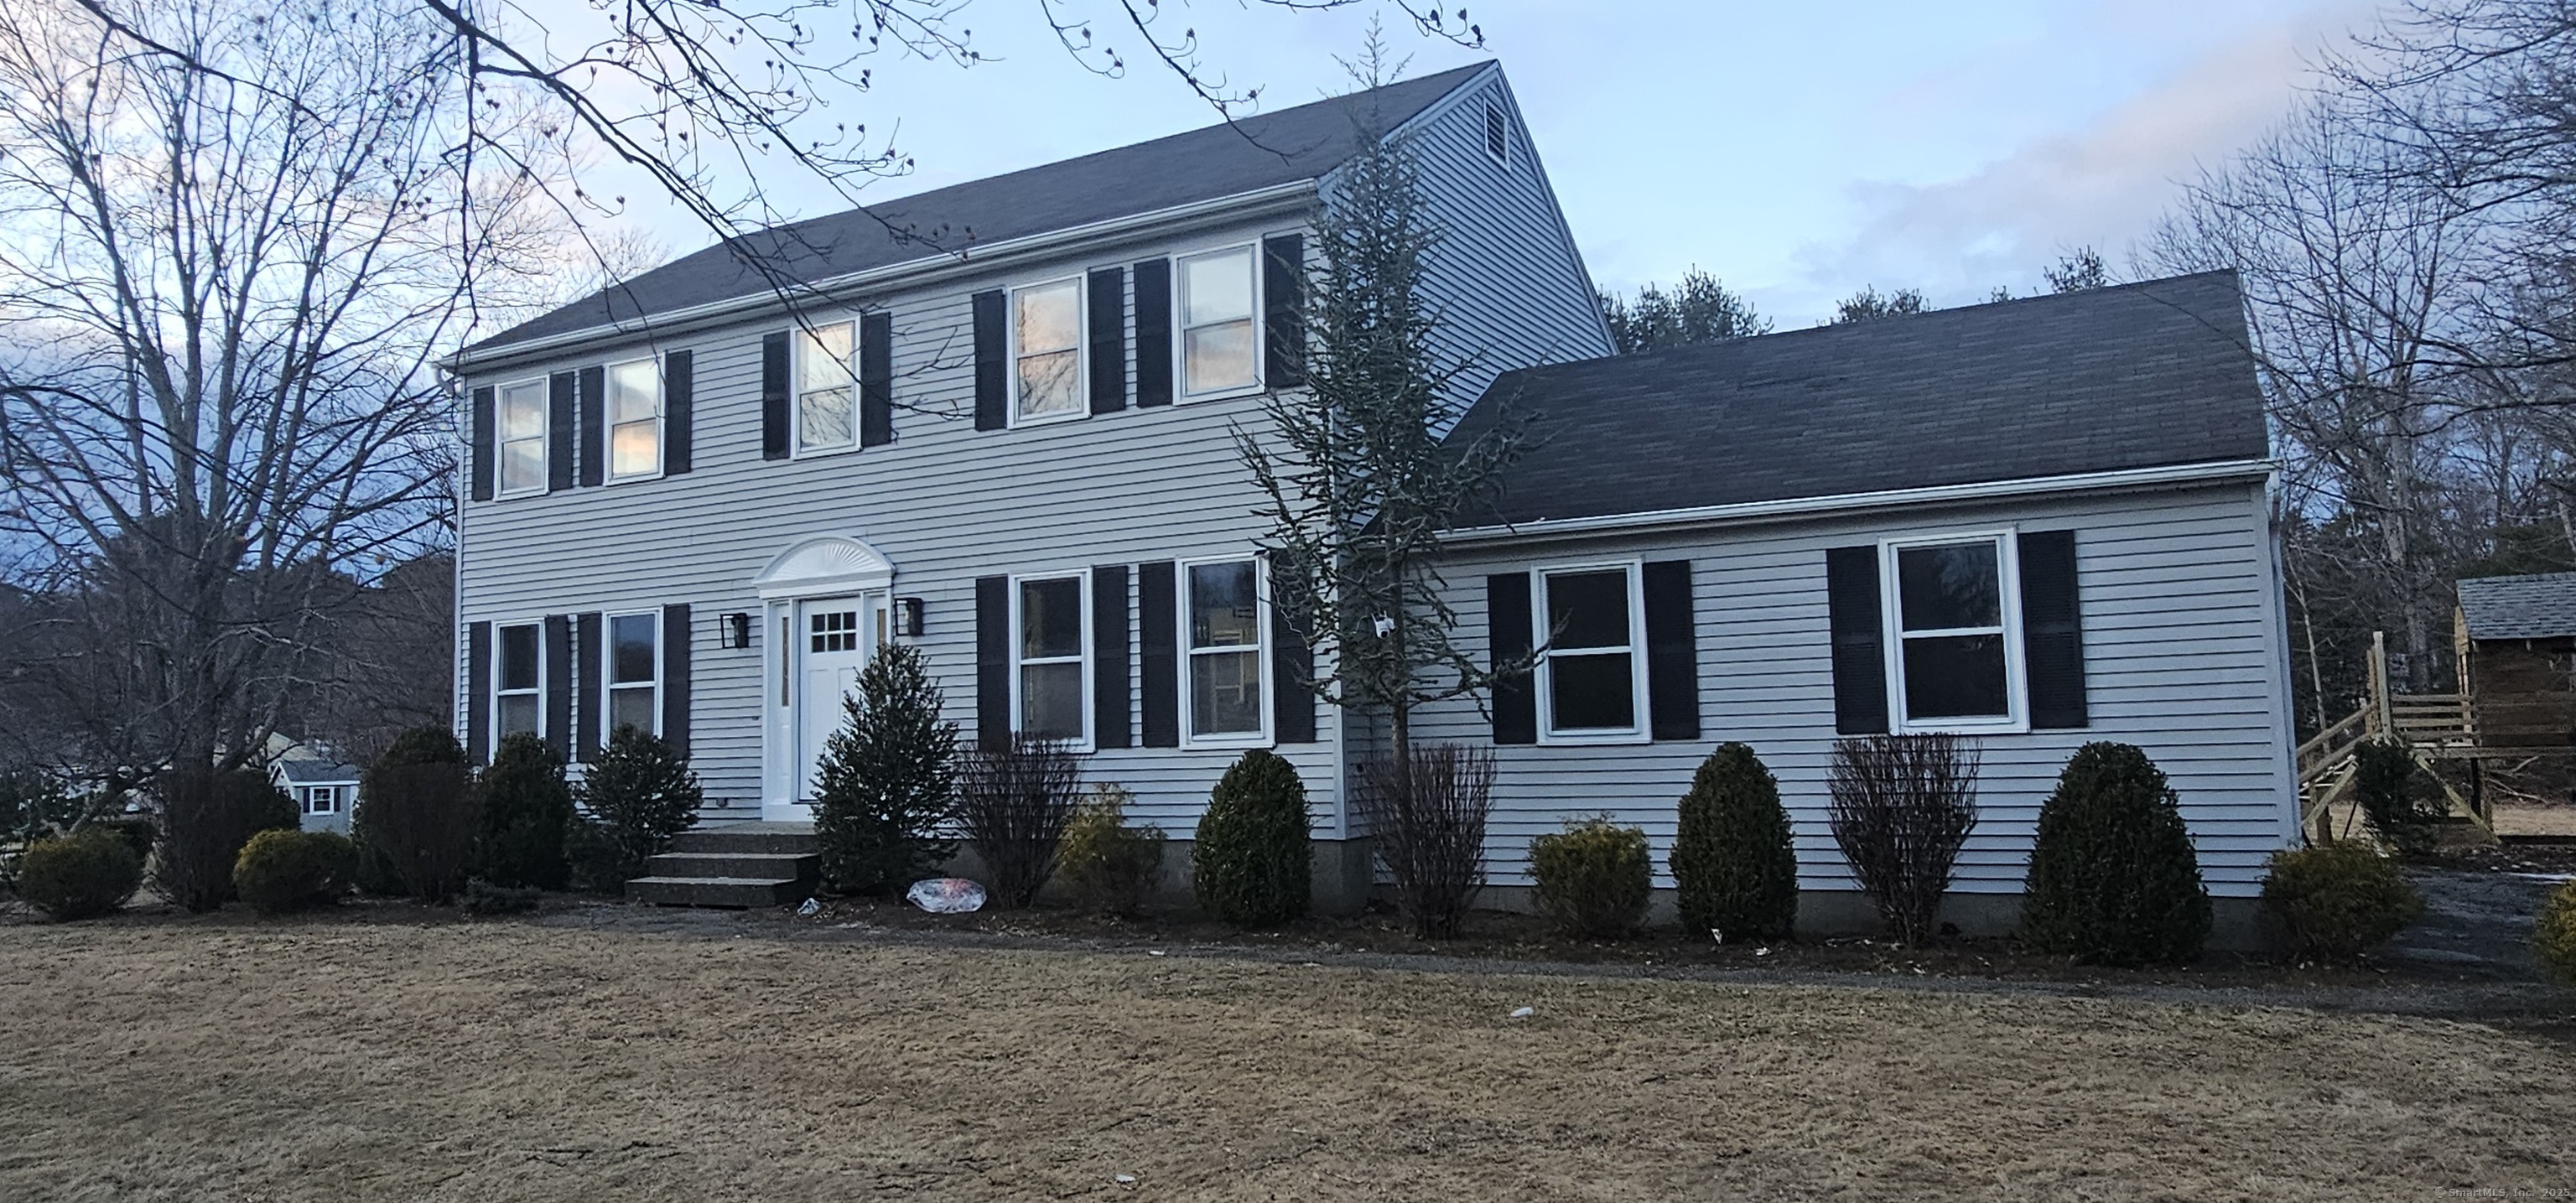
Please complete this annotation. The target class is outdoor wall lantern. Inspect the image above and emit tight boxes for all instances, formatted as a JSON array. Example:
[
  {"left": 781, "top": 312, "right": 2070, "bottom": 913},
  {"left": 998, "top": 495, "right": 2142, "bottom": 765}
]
[
  {"left": 720, "top": 612, "right": 753, "bottom": 649},
  {"left": 895, "top": 596, "right": 926, "bottom": 638}
]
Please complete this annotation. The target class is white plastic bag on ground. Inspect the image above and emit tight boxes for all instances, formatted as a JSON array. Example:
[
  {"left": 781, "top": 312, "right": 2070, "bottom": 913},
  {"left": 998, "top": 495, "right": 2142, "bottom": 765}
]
[{"left": 906, "top": 878, "right": 987, "bottom": 914}]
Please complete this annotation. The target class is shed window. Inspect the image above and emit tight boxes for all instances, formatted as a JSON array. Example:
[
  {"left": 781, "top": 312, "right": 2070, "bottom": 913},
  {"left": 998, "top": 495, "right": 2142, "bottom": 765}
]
[
  {"left": 496, "top": 381, "right": 548, "bottom": 495},
  {"left": 1015, "top": 575, "right": 1088, "bottom": 742},
  {"left": 1884, "top": 534, "right": 2023, "bottom": 730},
  {"left": 496, "top": 622, "right": 542, "bottom": 739},
  {"left": 1179, "top": 246, "right": 1258, "bottom": 397},
  {"left": 607, "top": 358, "right": 662, "bottom": 479},
  {"left": 299, "top": 785, "right": 344, "bottom": 816},
  {"left": 797, "top": 321, "right": 858, "bottom": 453},
  {"left": 609, "top": 612, "right": 660, "bottom": 736},
  {"left": 1013, "top": 279, "right": 1083, "bottom": 422},
  {"left": 1186, "top": 558, "right": 1265, "bottom": 740},
  {"left": 1539, "top": 566, "right": 1644, "bottom": 738}
]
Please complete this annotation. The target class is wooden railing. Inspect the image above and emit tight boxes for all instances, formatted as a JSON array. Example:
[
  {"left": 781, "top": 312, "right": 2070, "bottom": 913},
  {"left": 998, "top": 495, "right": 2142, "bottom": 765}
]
[{"left": 2297, "top": 630, "right": 2482, "bottom": 844}]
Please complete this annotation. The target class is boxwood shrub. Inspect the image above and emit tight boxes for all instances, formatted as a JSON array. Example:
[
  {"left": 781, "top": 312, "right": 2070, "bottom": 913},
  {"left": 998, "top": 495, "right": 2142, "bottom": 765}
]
[
  {"left": 1192, "top": 749, "right": 1310, "bottom": 927},
  {"left": 1530, "top": 817, "right": 1651, "bottom": 940},
  {"left": 2261, "top": 843, "right": 2423, "bottom": 962},
  {"left": 17, "top": 830, "right": 143, "bottom": 921},
  {"left": 233, "top": 829, "right": 357, "bottom": 915}
]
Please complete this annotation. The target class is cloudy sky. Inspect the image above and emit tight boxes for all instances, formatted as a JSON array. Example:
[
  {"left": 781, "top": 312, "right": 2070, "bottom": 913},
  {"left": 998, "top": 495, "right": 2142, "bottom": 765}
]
[{"left": 605, "top": 0, "right": 2397, "bottom": 328}]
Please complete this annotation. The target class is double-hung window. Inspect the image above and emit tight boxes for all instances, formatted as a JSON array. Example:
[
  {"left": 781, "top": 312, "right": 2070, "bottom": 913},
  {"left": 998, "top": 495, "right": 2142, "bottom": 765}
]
[
  {"left": 496, "top": 381, "right": 548, "bottom": 495},
  {"left": 300, "top": 786, "right": 342, "bottom": 816},
  {"left": 607, "top": 358, "right": 662, "bottom": 480},
  {"left": 1012, "top": 279, "right": 1083, "bottom": 423},
  {"left": 496, "top": 622, "right": 543, "bottom": 739},
  {"left": 1013, "top": 574, "right": 1088, "bottom": 743},
  {"left": 1883, "top": 533, "right": 2024, "bottom": 732},
  {"left": 797, "top": 321, "right": 858, "bottom": 453},
  {"left": 1178, "top": 246, "right": 1258, "bottom": 398},
  {"left": 1537, "top": 564, "right": 1646, "bottom": 740},
  {"left": 608, "top": 611, "right": 661, "bottom": 736},
  {"left": 1184, "top": 558, "right": 1265, "bottom": 741}
]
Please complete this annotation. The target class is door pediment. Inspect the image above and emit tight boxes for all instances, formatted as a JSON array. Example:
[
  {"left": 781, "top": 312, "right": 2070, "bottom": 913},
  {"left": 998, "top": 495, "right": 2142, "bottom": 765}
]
[{"left": 755, "top": 536, "right": 895, "bottom": 599}]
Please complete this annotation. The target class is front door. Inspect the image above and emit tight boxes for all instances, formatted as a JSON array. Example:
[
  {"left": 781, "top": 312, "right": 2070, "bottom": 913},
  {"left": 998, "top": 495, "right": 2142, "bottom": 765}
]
[{"left": 792, "top": 595, "right": 879, "bottom": 813}]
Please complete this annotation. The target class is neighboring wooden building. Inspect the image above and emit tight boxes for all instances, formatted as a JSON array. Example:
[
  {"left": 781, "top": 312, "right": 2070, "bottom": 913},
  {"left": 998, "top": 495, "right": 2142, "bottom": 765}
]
[{"left": 2455, "top": 573, "right": 2576, "bottom": 753}]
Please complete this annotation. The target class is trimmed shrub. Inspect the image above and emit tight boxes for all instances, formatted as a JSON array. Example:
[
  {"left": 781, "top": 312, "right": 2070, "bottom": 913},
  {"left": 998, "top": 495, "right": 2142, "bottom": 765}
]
[
  {"left": 1194, "top": 749, "right": 1311, "bottom": 928},
  {"left": 576, "top": 725, "right": 702, "bottom": 887},
  {"left": 2262, "top": 843, "right": 2423, "bottom": 962},
  {"left": 460, "top": 878, "right": 543, "bottom": 915},
  {"left": 1670, "top": 743, "right": 1799, "bottom": 942},
  {"left": 1058, "top": 784, "right": 1166, "bottom": 916},
  {"left": 154, "top": 768, "right": 298, "bottom": 911},
  {"left": 955, "top": 734, "right": 1085, "bottom": 909},
  {"left": 233, "top": 829, "right": 356, "bottom": 915},
  {"left": 1357, "top": 744, "right": 1496, "bottom": 939},
  {"left": 813, "top": 645, "right": 959, "bottom": 895},
  {"left": 1828, "top": 734, "right": 1980, "bottom": 946},
  {"left": 2353, "top": 739, "right": 2446, "bottom": 855},
  {"left": 563, "top": 817, "right": 634, "bottom": 894},
  {"left": 477, "top": 734, "right": 573, "bottom": 889},
  {"left": 2019, "top": 743, "right": 2212, "bottom": 965},
  {"left": 356, "top": 726, "right": 481, "bottom": 904},
  {"left": 15, "top": 830, "right": 143, "bottom": 920},
  {"left": 1530, "top": 817, "right": 1651, "bottom": 940},
  {"left": 2537, "top": 879, "right": 2576, "bottom": 986}
]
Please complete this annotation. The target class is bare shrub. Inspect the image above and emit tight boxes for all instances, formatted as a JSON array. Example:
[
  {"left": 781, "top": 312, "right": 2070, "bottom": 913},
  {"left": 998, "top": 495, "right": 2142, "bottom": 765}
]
[
  {"left": 955, "top": 735, "right": 1084, "bottom": 909},
  {"left": 1359, "top": 743, "right": 1496, "bottom": 939},
  {"left": 1827, "top": 734, "right": 1980, "bottom": 946}
]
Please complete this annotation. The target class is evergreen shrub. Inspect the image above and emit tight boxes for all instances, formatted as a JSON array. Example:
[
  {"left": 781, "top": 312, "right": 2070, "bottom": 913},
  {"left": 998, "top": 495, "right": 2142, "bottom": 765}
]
[
  {"left": 1669, "top": 743, "right": 1799, "bottom": 942},
  {"left": 1529, "top": 817, "right": 1651, "bottom": 940},
  {"left": 1193, "top": 749, "right": 1311, "bottom": 927},
  {"left": 2019, "top": 742, "right": 2212, "bottom": 965}
]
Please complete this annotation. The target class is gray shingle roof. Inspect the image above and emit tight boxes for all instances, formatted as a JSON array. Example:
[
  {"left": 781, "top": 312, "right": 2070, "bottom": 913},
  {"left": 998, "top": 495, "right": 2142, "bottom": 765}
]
[
  {"left": 471, "top": 63, "right": 1493, "bottom": 354},
  {"left": 1454, "top": 271, "right": 2269, "bottom": 526},
  {"left": 276, "top": 759, "right": 361, "bottom": 786},
  {"left": 2458, "top": 572, "right": 2576, "bottom": 640}
]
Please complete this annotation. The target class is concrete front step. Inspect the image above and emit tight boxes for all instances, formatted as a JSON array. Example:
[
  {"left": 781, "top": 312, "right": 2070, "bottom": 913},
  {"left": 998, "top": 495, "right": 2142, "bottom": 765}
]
[
  {"left": 627, "top": 875, "right": 810, "bottom": 909},
  {"left": 668, "top": 822, "right": 820, "bottom": 856},
  {"left": 646, "top": 850, "right": 819, "bottom": 884}
]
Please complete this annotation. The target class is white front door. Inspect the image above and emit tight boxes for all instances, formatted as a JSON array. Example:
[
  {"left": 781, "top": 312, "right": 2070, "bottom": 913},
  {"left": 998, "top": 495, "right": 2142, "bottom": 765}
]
[{"left": 790, "top": 595, "right": 880, "bottom": 814}]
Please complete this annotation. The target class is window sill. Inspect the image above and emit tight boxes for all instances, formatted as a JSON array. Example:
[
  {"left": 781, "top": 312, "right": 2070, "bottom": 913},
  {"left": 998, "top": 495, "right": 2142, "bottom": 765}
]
[
  {"left": 1182, "top": 732, "right": 1272, "bottom": 751},
  {"left": 606, "top": 469, "right": 665, "bottom": 485},
  {"left": 1534, "top": 729, "right": 1653, "bottom": 748},
  {"left": 1008, "top": 407, "right": 1090, "bottom": 430},
  {"left": 790, "top": 443, "right": 862, "bottom": 461},
  {"left": 1177, "top": 383, "right": 1268, "bottom": 407},
  {"left": 1892, "top": 718, "right": 2030, "bottom": 738}
]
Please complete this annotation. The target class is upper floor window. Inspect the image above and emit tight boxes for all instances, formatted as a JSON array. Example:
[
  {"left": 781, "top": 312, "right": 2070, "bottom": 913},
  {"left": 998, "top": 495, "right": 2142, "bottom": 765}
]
[
  {"left": 609, "top": 611, "right": 661, "bottom": 735},
  {"left": 496, "top": 381, "right": 548, "bottom": 495},
  {"left": 1884, "top": 534, "right": 2024, "bottom": 732},
  {"left": 798, "top": 321, "right": 858, "bottom": 453},
  {"left": 496, "top": 622, "right": 542, "bottom": 739},
  {"left": 1013, "top": 573, "right": 1088, "bottom": 744},
  {"left": 1179, "top": 246, "right": 1259, "bottom": 398},
  {"left": 607, "top": 358, "right": 662, "bottom": 480},
  {"left": 1013, "top": 279, "right": 1083, "bottom": 423},
  {"left": 1538, "top": 564, "right": 1645, "bottom": 740},
  {"left": 1185, "top": 558, "right": 1265, "bottom": 741},
  {"left": 1485, "top": 101, "right": 1510, "bottom": 166}
]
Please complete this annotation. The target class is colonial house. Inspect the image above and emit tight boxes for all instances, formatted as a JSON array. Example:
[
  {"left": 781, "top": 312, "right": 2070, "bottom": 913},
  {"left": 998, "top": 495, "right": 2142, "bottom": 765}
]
[{"left": 446, "top": 61, "right": 2298, "bottom": 940}]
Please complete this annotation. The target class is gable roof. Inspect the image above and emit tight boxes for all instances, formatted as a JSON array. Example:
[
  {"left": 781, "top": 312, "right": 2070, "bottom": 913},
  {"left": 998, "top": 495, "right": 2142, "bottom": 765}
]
[
  {"left": 275, "top": 759, "right": 361, "bottom": 786},
  {"left": 470, "top": 63, "right": 1495, "bottom": 355},
  {"left": 1454, "top": 271, "right": 2269, "bottom": 528},
  {"left": 2458, "top": 572, "right": 2576, "bottom": 640}
]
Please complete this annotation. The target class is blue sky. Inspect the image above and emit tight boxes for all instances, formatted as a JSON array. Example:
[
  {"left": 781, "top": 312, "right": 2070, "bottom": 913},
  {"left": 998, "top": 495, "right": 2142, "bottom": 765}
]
[{"left": 606, "top": 0, "right": 2392, "bottom": 328}]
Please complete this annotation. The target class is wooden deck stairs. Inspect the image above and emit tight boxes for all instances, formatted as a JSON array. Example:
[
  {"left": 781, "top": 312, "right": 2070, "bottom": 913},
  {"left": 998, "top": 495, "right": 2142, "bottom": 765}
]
[{"left": 2297, "top": 632, "right": 2492, "bottom": 846}]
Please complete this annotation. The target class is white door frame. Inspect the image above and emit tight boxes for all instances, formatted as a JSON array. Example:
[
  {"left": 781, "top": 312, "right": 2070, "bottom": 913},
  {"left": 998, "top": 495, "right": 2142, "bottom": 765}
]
[{"left": 752, "top": 535, "right": 897, "bottom": 822}]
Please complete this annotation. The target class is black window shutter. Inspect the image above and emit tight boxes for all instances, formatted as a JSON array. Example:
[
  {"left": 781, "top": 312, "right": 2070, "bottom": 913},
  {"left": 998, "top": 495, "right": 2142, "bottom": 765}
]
[
  {"left": 1093, "top": 564, "right": 1132, "bottom": 749},
  {"left": 1132, "top": 258, "right": 1172, "bottom": 407},
  {"left": 466, "top": 620, "right": 492, "bottom": 762},
  {"left": 663, "top": 350, "right": 693, "bottom": 474},
  {"left": 1826, "top": 546, "right": 1890, "bottom": 735},
  {"left": 1137, "top": 560, "right": 1179, "bottom": 747},
  {"left": 975, "top": 576, "right": 1010, "bottom": 748},
  {"left": 574, "top": 611, "right": 602, "bottom": 762},
  {"left": 761, "top": 331, "right": 791, "bottom": 459},
  {"left": 1488, "top": 573, "right": 1536, "bottom": 745},
  {"left": 860, "top": 312, "right": 894, "bottom": 448},
  {"left": 548, "top": 371, "right": 577, "bottom": 491},
  {"left": 2018, "top": 529, "right": 2090, "bottom": 729},
  {"left": 576, "top": 365, "right": 605, "bottom": 486},
  {"left": 543, "top": 614, "right": 573, "bottom": 761},
  {"left": 1271, "top": 558, "right": 1317, "bottom": 744},
  {"left": 1262, "top": 233, "right": 1306, "bottom": 390},
  {"left": 468, "top": 387, "right": 495, "bottom": 501},
  {"left": 662, "top": 604, "right": 691, "bottom": 756},
  {"left": 1088, "top": 267, "right": 1127, "bottom": 415},
  {"left": 972, "top": 289, "right": 1007, "bottom": 431},
  {"left": 1642, "top": 559, "right": 1700, "bottom": 741}
]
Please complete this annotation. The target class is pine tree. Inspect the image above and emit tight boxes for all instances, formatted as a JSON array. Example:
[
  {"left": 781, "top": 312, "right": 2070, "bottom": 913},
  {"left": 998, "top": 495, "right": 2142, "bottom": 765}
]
[
  {"left": 576, "top": 725, "right": 702, "bottom": 877},
  {"left": 813, "top": 644, "right": 958, "bottom": 894}
]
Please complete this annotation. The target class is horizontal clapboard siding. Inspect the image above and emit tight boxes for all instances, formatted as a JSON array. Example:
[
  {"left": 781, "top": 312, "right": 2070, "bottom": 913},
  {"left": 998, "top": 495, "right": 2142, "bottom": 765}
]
[{"left": 1413, "top": 482, "right": 2295, "bottom": 898}]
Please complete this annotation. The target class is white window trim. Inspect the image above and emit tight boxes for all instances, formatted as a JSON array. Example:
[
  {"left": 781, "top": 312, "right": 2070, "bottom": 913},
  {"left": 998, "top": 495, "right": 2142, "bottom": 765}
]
[
  {"left": 1877, "top": 527, "right": 2029, "bottom": 736},
  {"left": 791, "top": 317, "right": 862, "bottom": 459},
  {"left": 1007, "top": 276, "right": 1090, "bottom": 428},
  {"left": 1007, "top": 570, "right": 1094, "bottom": 750},
  {"left": 1178, "top": 554, "right": 1272, "bottom": 748},
  {"left": 1173, "top": 240, "right": 1267, "bottom": 405},
  {"left": 1532, "top": 559, "right": 1651, "bottom": 746},
  {"left": 493, "top": 619, "right": 547, "bottom": 743},
  {"left": 301, "top": 785, "right": 345, "bottom": 816},
  {"left": 605, "top": 355, "right": 666, "bottom": 484},
  {"left": 604, "top": 608, "right": 663, "bottom": 739},
  {"left": 494, "top": 376, "right": 551, "bottom": 498}
]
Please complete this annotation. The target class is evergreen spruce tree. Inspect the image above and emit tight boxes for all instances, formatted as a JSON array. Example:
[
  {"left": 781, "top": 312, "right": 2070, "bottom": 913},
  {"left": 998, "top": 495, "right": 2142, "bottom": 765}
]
[
  {"left": 812, "top": 644, "right": 959, "bottom": 894},
  {"left": 1669, "top": 743, "right": 1800, "bottom": 941},
  {"left": 2021, "top": 742, "right": 2211, "bottom": 965},
  {"left": 576, "top": 725, "right": 703, "bottom": 879}
]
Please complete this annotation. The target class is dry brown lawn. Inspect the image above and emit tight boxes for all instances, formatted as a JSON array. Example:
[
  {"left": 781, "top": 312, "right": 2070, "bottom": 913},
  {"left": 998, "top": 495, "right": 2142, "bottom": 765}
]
[{"left": 0, "top": 915, "right": 2568, "bottom": 1201}]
